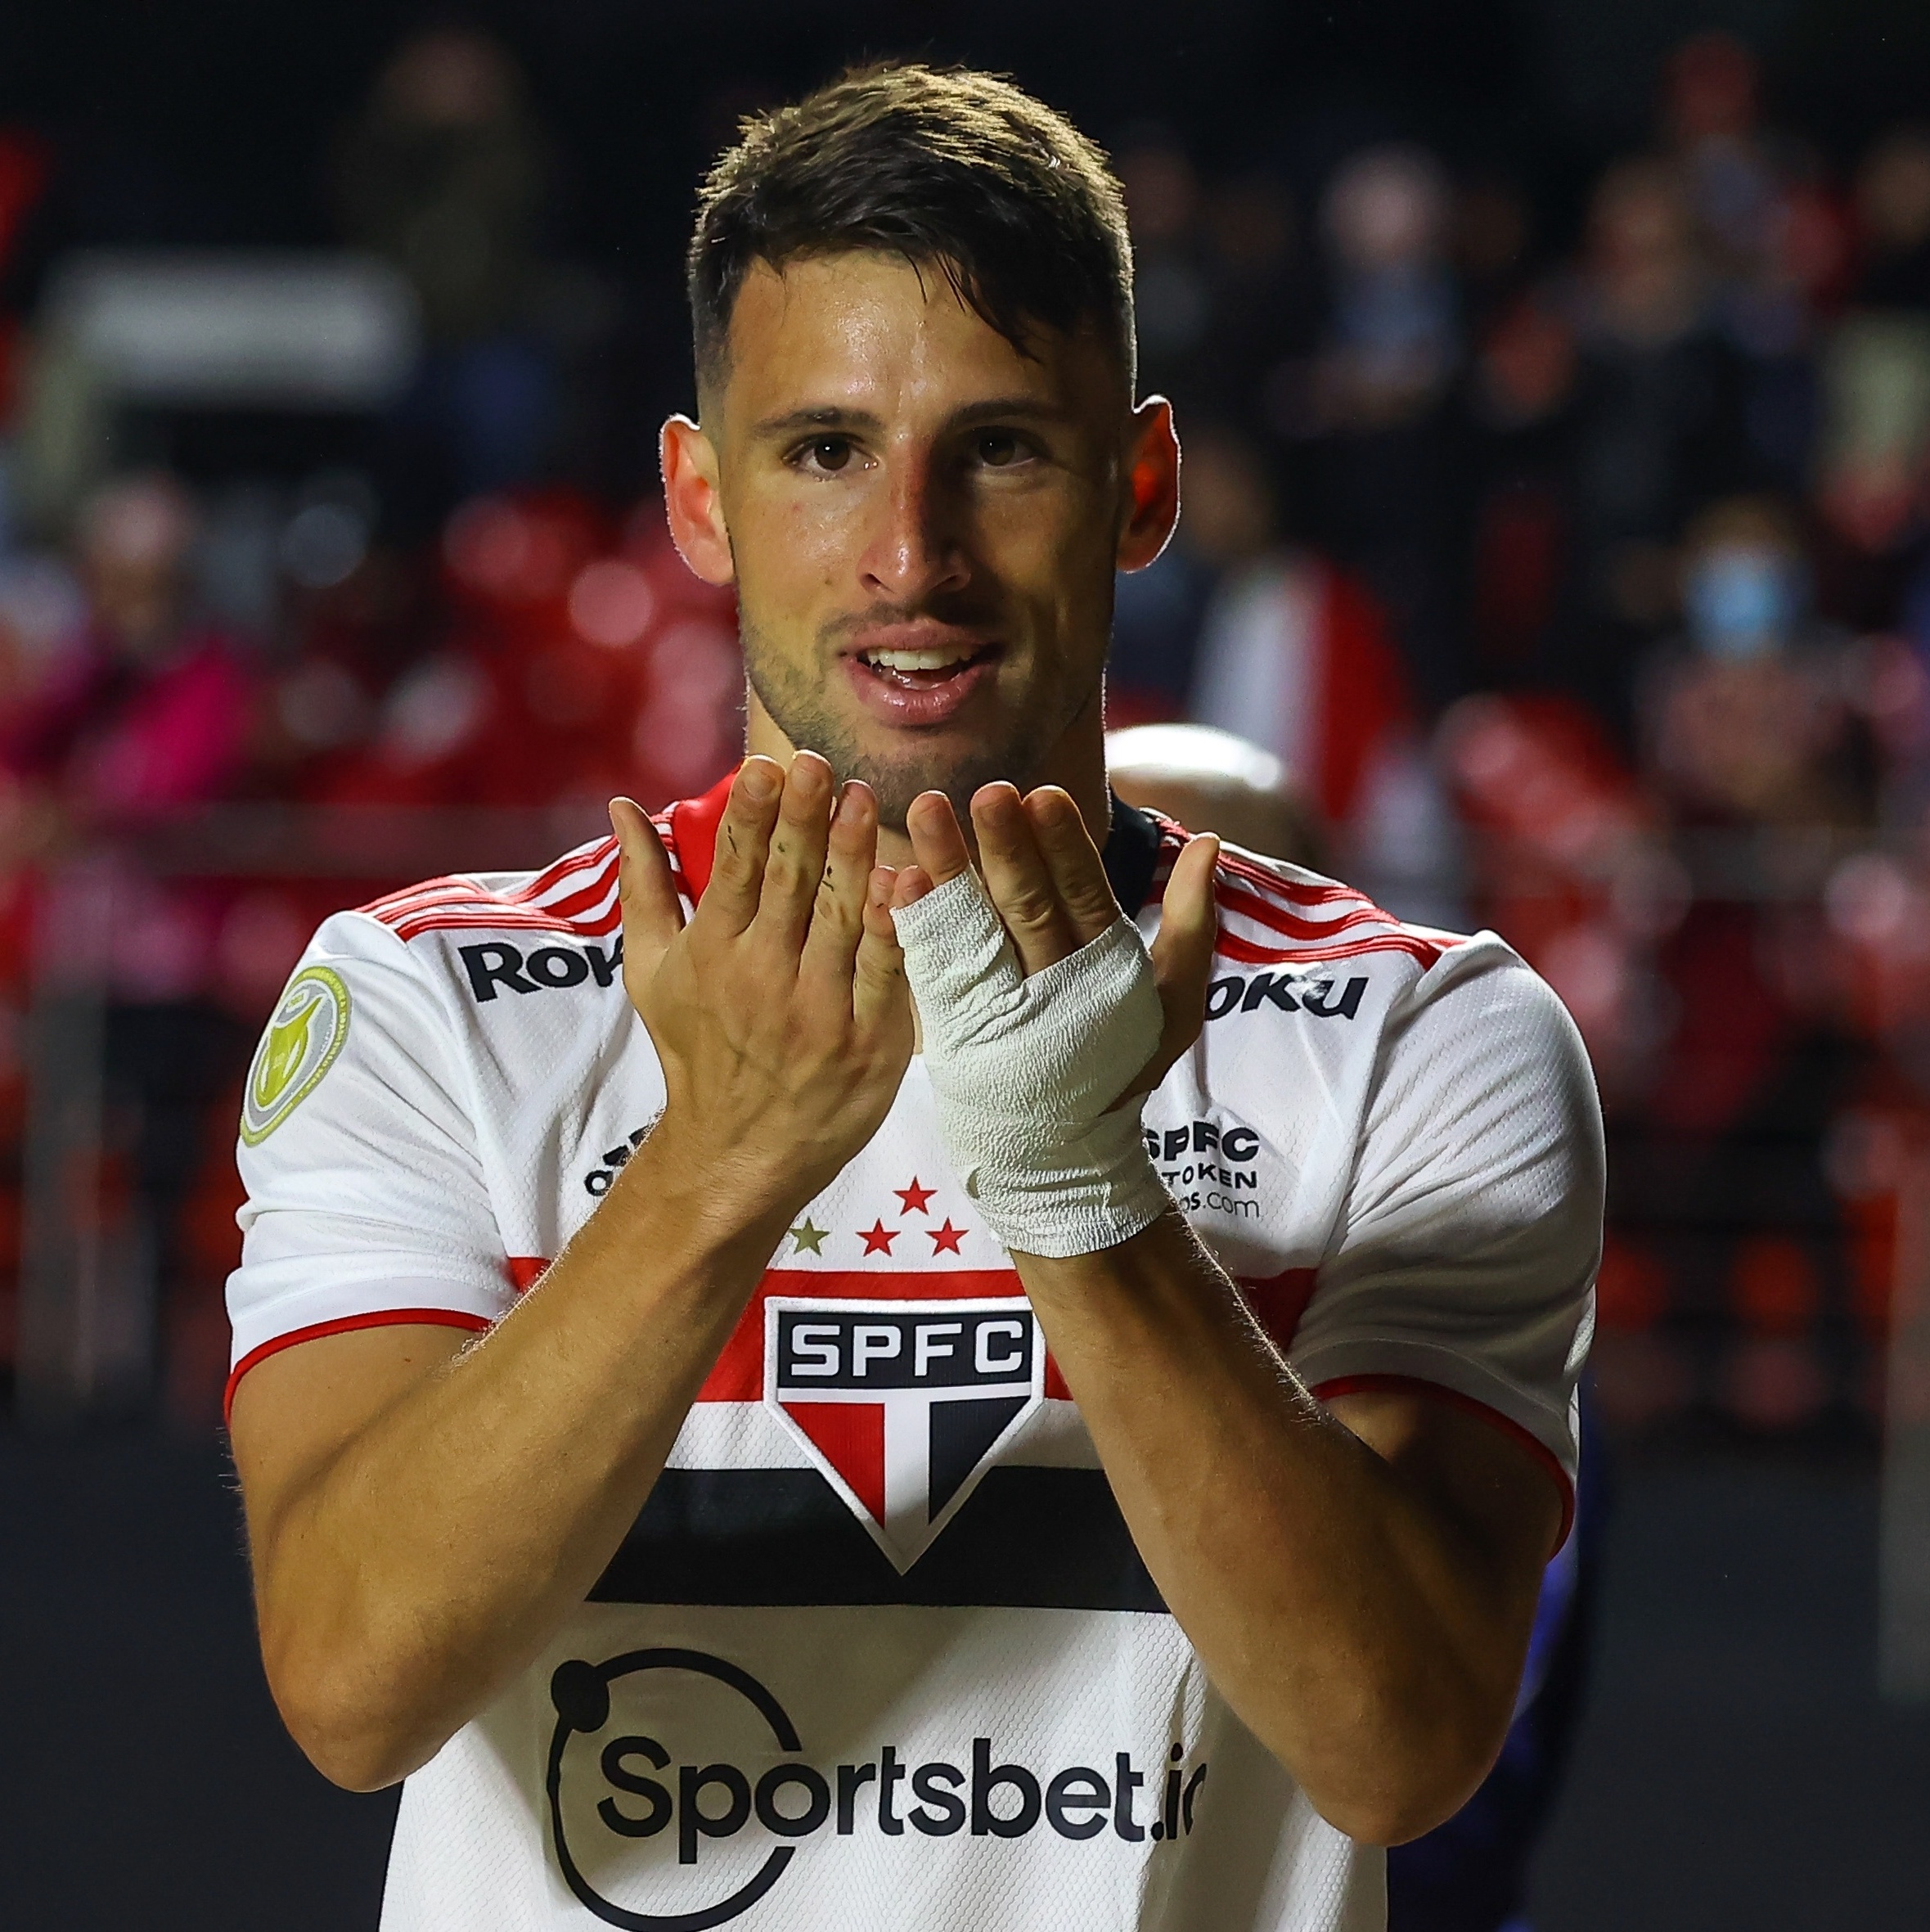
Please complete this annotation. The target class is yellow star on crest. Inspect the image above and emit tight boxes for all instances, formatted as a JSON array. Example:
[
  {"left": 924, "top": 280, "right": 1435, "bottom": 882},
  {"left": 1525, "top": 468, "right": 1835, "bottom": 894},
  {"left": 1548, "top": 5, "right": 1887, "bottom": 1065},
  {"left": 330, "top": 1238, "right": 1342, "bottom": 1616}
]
[{"left": 790, "top": 1219, "right": 828, "bottom": 1256}]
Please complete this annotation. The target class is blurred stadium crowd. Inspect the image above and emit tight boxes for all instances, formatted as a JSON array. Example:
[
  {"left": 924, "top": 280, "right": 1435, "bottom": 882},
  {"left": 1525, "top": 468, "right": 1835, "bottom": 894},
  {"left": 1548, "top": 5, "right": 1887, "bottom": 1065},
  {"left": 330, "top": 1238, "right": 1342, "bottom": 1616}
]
[{"left": 0, "top": 25, "right": 1925, "bottom": 1452}]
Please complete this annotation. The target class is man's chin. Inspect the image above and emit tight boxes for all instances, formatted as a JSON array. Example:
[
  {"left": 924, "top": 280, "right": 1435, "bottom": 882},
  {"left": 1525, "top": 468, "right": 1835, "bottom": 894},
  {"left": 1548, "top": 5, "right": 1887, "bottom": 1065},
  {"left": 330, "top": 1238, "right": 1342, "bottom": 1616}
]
[{"left": 837, "top": 739, "right": 1029, "bottom": 831}]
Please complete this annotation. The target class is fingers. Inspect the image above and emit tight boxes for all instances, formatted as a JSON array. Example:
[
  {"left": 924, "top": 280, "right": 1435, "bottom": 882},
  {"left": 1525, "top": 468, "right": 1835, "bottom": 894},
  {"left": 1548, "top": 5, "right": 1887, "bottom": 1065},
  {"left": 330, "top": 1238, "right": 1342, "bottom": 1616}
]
[
  {"left": 971, "top": 784, "right": 1082, "bottom": 977},
  {"left": 699, "top": 758, "right": 785, "bottom": 936},
  {"left": 905, "top": 791, "right": 973, "bottom": 885},
  {"left": 799, "top": 778, "right": 880, "bottom": 986},
  {"left": 610, "top": 797, "right": 685, "bottom": 984},
  {"left": 853, "top": 865, "right": 911, "bottom": 1032},
  {"left": 1026, "top": 788, "right": 1121, "bottom": 947},
  {"left": 749, "top": 751, "right": 838, "bottom": 952},
  {"left": 1130, "top": 832, "right": 1221, "bottom": 1097}
]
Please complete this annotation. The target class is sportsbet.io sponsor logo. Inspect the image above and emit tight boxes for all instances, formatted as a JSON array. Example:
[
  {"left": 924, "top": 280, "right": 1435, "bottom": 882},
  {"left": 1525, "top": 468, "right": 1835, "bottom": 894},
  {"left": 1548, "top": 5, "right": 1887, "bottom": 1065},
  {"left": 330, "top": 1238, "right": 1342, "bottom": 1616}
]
[
  {"left": 547, "top": 1648, "right": 1210, "bottom": 1930},
  {"left": 241, "top": 966, "right": 350, "bottom": 1145}
]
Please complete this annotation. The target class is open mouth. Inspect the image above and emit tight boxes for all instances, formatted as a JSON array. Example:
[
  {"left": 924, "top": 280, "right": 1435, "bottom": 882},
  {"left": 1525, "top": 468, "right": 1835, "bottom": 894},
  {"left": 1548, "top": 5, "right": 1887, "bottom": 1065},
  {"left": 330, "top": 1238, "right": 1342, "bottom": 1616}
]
[
  {"left": 842, "top": 635, "right": 1001, "bottom": 727},
  {"left": 853, "top": 640, "right": 995, "bottom": 688}
]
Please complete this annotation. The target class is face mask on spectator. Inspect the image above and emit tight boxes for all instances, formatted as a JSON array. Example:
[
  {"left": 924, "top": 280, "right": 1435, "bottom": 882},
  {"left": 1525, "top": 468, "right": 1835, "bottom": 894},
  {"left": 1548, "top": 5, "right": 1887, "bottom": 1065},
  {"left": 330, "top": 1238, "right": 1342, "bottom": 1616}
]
[{"left": 1685, "top": 545, "right": 1802, "bottom": 659}]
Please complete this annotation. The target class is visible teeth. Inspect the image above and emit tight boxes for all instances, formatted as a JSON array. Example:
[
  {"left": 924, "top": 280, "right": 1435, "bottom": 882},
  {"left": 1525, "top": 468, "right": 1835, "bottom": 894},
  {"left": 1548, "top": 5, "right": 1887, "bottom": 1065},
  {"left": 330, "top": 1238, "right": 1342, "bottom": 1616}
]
[{"left": 863, "top": 646, "right": 975, "bottom": 671}]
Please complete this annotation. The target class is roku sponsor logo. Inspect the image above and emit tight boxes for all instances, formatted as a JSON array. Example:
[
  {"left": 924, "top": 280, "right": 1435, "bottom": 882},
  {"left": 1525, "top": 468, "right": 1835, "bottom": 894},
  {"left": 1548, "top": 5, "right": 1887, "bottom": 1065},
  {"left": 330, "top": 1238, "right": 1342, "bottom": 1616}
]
[
  {"left": 460, "top": 937, "right": 623, "bottom": 1002},
  {"left": 547, "top": 1650, "right": 1208, "bottom": 1929}
]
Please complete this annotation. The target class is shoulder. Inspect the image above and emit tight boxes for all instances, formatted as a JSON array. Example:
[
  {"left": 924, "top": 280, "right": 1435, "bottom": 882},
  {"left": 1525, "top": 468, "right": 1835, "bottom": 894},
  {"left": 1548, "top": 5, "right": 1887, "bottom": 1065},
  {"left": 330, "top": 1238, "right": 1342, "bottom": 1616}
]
[
  {"left": 354, "top": 833, "right": 626, "bottom": 945},
  {"left": 1145, "top": 817, "right": 1471, "bottom": 980}
]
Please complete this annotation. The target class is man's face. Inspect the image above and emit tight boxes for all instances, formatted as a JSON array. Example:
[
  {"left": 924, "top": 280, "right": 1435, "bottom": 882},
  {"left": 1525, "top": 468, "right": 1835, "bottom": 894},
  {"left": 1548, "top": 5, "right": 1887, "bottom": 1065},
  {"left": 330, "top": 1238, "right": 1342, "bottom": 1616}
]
[{"left": 690, "top": 254, "right": 1145, "bottom": 826}]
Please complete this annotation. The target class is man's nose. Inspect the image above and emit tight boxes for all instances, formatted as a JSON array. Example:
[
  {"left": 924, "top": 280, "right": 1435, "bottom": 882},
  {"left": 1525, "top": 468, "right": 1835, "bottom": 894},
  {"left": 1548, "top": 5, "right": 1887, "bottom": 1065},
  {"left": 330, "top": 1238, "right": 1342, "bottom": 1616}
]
[{"left": 859, "top": 453, "right": 970, "bottom": 603}]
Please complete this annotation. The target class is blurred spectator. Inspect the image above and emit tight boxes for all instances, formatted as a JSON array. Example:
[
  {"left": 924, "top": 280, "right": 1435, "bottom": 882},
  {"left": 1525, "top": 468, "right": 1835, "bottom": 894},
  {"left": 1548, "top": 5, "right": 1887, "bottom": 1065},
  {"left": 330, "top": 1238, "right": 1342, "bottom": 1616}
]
[
  {"left": 334, "top": 28, "right": 558, "bottom": 520},
  {"left": 1613, "top": 494, "right": 1872, "bottom": 1439},
  {"left": 1539, "top": 157, "right": 1757, "bottom": 741},
  {"left": 1644, "top": 495, "right": 1869, "bottom": 835},
  {"left": 1113, "top": 132, "right": 1212, "bottom": 403},
  {"left": 1661, "top": 32, "right": 1776, "bottom": 285},
  {"left": 1854, "top": 127, "right": 1930, "bottom": 311},
  {"left": 0, "top": 471, "right": 262, "bottom": 1416},
  {"left": 1180, "top": 425, "right": 1462, "bottom": 925},
  {"left": 1304, "top": 144, "right": 1467, "bottom": 711},
  {"left": 2, "top": 473, "right": 254, "bottom": 850}
]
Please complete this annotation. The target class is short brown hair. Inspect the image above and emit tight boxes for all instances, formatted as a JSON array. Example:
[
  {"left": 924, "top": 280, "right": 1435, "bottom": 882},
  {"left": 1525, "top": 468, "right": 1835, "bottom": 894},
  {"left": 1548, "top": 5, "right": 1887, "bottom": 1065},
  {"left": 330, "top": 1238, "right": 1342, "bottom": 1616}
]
[{"left": 687, "top": 63, "right": 1136, "bottom": 395}]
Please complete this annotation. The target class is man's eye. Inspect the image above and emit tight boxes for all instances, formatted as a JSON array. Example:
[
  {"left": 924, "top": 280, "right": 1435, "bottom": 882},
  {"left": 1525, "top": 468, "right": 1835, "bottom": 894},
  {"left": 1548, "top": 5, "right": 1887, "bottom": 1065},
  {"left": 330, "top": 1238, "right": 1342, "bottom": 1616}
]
[
  {"left": 797, "top": 438, "right": 856, "bottom": 473},
  {"left": 975, "top": 432, "right": 1026, "bottom": 467}
]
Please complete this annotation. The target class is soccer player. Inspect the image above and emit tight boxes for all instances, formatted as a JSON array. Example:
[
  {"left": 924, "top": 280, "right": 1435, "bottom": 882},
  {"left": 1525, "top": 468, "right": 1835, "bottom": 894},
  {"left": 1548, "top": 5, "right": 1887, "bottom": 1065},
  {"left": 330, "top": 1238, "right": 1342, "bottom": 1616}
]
[{"left": 226, "top": 65, "right": 1601, "bottom": 1932}]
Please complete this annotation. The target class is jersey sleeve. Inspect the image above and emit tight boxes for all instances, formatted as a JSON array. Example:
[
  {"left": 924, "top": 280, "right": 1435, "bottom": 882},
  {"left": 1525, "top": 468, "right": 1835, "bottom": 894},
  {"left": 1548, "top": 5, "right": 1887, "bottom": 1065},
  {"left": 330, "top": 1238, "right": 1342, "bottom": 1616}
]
[
  {"left": 1287, "top": 938, "right": 1602, "bottom": 1512},
  {"left": 225, "top": 909, "right": 515, "bottom": 1410}
]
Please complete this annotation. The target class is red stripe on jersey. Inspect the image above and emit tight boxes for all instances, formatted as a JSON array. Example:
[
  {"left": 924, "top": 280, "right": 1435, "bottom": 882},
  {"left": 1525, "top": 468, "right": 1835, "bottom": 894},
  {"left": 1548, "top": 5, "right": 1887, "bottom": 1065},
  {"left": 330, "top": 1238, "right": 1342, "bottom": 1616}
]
[
  {"left": 1215, "top": 929, "right": 1447, "bottom": 969},
  {"left": 700, "top": 1267, "right": 1028, "bottom": 1402},
  {"left": 669, "top": 771, "right": 736, "bottom": 903},
  {"left": 506, "top": 1257, "right": 548, "bottom": 1293},
  {"left": 524, "top": 854, "right": 620, "bottom": 920},
  {"left": 1214, "top": 882, "right": 1389, "bottom": 943},
  {"left": 1236, "top": 1267, "right": 1319, "bottom": 1350},
  {"left": 1212, "top": 847, "right": 1376, "bottom": 908},
  {"left": 223, "top": 1308, "right": 491, "bottom": 1421},
  {"left": 506, "top": 840, "right": 615, "bottom": 906},
  {"left": 1312, "top": 1372, "right": 1576, "bottom": 1554},
  {"left": 784, "top": 1403, "right": 886, "bottom": 1520},
  {"left": 358, "top": 876, "right": 486, "bottom": 921},
  {"left": 388, "top": 907, "right": 620, "bottom": 942}
]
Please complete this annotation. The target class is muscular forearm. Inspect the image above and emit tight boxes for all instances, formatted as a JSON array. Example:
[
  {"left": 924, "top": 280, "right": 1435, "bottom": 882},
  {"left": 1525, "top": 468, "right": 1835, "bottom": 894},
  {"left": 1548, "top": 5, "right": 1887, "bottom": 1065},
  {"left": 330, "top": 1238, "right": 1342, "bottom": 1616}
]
[
  {"left": 1014, "top": 1210, "right": 1549, "bottom": 1844},
  {"left": 249, "top": 1119, "right": 790, "bottom": 1790}
]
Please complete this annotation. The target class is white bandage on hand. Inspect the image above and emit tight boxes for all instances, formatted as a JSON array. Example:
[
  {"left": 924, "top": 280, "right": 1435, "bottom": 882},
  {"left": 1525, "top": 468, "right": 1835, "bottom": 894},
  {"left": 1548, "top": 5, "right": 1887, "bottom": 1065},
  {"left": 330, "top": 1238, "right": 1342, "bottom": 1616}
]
[{"left": 891, "top": 869, "right": 1172, "bottom": 1258}]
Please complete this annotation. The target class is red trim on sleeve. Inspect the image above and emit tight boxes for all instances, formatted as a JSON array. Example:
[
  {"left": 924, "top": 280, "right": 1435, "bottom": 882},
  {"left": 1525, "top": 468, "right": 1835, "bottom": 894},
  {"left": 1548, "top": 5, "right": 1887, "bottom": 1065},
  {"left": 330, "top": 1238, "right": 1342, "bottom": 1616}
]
[
  {"left": 506, "top": 1257, "right": 550, "bottom": 1294},
  {"left": 223, "top": 1308, "right": 492, "bottom": 1424},
  {"left": 1312, "top": 1371, "right": 1576, "bottom": 1554}
]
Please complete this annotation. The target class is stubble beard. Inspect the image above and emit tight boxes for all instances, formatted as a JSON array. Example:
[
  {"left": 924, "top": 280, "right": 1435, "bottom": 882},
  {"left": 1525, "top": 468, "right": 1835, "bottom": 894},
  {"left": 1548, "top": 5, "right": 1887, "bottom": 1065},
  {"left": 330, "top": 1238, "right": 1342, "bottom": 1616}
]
[{"left": 740, "top": 615, "right": 1099, "bottom": 831}]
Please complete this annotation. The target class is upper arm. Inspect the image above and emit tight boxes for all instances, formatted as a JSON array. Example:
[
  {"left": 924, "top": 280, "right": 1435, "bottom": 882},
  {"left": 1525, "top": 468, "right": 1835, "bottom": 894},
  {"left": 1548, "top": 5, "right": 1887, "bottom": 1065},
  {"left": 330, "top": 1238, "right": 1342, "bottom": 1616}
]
[
  {"left": 226, "top": 916, "right": 514, "bottom": 1554},
  {"left": 230, "top": 1322, "right": 474, "bottom": 1569},
  {"left": 1325, "top": 1383, "right": 1565, "bottom": 1600},
  {"left": 1291, "top": 945, "right": 1604, "bottom": 1534}
]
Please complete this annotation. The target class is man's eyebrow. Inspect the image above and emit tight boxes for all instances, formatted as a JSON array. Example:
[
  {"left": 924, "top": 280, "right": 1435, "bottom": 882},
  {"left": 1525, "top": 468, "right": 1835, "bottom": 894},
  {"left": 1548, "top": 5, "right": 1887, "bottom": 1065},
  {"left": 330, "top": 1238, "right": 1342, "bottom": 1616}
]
[
  {"left": 748, "top": 406, "right": 884, "bottom": 440},
  {"left": 945, "top": 395, "right": 1073, "bottom": 427},
  {"left": 747, "top": 396, "right": 1073, "bottom": 440}
]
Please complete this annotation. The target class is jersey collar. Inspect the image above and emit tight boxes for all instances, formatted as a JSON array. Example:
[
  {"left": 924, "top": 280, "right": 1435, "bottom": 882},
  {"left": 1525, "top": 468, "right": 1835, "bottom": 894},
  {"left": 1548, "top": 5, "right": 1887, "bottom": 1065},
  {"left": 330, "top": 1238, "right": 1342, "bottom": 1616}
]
[{"left": 668, "top": 772, "right": 1162, "bottom": 917}]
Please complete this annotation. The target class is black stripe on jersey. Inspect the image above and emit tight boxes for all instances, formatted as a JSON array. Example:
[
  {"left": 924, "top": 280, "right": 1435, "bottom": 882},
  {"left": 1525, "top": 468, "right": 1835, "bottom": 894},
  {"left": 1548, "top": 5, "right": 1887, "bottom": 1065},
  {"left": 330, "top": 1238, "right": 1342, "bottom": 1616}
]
[{"left": 588, "top": 1467, "right": 1167, "bottom": 1613}]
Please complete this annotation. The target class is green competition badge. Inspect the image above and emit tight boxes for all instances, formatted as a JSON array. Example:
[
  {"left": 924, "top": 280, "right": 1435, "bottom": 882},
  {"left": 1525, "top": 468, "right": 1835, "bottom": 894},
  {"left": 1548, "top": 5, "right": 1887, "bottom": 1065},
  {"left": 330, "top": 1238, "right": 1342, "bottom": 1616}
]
[{"left": 241, "top": 966, "right": 351, "bottom": 1146}]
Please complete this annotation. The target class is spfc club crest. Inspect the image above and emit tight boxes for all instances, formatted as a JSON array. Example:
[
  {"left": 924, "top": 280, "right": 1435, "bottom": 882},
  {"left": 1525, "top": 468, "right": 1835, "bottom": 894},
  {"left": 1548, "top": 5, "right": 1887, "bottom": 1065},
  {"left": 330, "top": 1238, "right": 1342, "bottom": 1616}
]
[{"left": 763, "top": 1295, "right": 1044, "bottom": 1571}]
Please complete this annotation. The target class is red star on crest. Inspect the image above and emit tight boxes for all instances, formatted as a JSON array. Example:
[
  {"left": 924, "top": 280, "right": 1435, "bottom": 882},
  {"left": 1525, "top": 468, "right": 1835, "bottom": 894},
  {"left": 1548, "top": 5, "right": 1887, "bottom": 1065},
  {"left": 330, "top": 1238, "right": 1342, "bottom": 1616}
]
[
  {"left": 858, "top": 1220, "right": 898, "bottom": 1255},
  {"left": 929, "top": 1219, "right": 965, "bottom": 1255},
  {"left": 894, "top": 1177, "right": 936, "bottom": 1215}
]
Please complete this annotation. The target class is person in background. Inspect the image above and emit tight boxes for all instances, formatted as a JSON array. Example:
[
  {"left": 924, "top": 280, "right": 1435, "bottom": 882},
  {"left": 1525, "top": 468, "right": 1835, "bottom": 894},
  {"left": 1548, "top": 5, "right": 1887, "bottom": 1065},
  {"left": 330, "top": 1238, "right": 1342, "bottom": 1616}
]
[
  {"left": 1629, "top": 493, "right": 1868, "bottom": 1439},
  {"left": 2, "top": 472, "right": 254, "bottom": 844},
  {"left": 1541, "top": 156, "right": 1757, "bottom": 741},
  {"left": 1181, "top": 424, "right": 1464, "bottom": 927},
  {"left": 1104, "top": 718, "right": 1602, "bottom": 1932},
  {"left": 0, "top": 471, "right": 259, "bottom": 1413},
  {"left": 1853, "top": 126, "right": 1930, "bottom": 313},
  {"left": 1308, "top": 144, "right": 1467, "bottom": 712},
  {"left": 334, "top": 27, "right": 557, "bottom": 520}
]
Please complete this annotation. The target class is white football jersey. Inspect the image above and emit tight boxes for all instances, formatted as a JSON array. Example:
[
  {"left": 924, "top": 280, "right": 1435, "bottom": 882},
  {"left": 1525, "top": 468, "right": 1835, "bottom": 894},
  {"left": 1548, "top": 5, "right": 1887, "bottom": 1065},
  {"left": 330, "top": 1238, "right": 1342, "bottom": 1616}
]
[{"left": 228, "top": 778, "right": 1601, "bottom": 1932}]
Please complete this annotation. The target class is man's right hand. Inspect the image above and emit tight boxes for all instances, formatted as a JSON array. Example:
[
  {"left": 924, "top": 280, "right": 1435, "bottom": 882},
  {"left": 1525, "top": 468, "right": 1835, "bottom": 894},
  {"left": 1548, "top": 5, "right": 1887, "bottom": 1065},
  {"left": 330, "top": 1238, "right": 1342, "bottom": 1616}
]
[
  {"left": 610, "top": 752, "right": 913, "bottom": 1224},
  {"left": 231, "top": 753, "right": 912, "bottom": 1793}
]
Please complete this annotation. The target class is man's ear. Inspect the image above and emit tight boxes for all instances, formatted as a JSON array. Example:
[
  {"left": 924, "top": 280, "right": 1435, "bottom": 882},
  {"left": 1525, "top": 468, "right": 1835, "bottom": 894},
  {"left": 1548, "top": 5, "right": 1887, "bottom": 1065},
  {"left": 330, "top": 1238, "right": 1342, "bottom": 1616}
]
[
  {"left": 1117, "top": 395, "right": 1181, "bottom": 574},
  {"left": 661, "top": 414, "right": 736, "bottom": 587}
]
